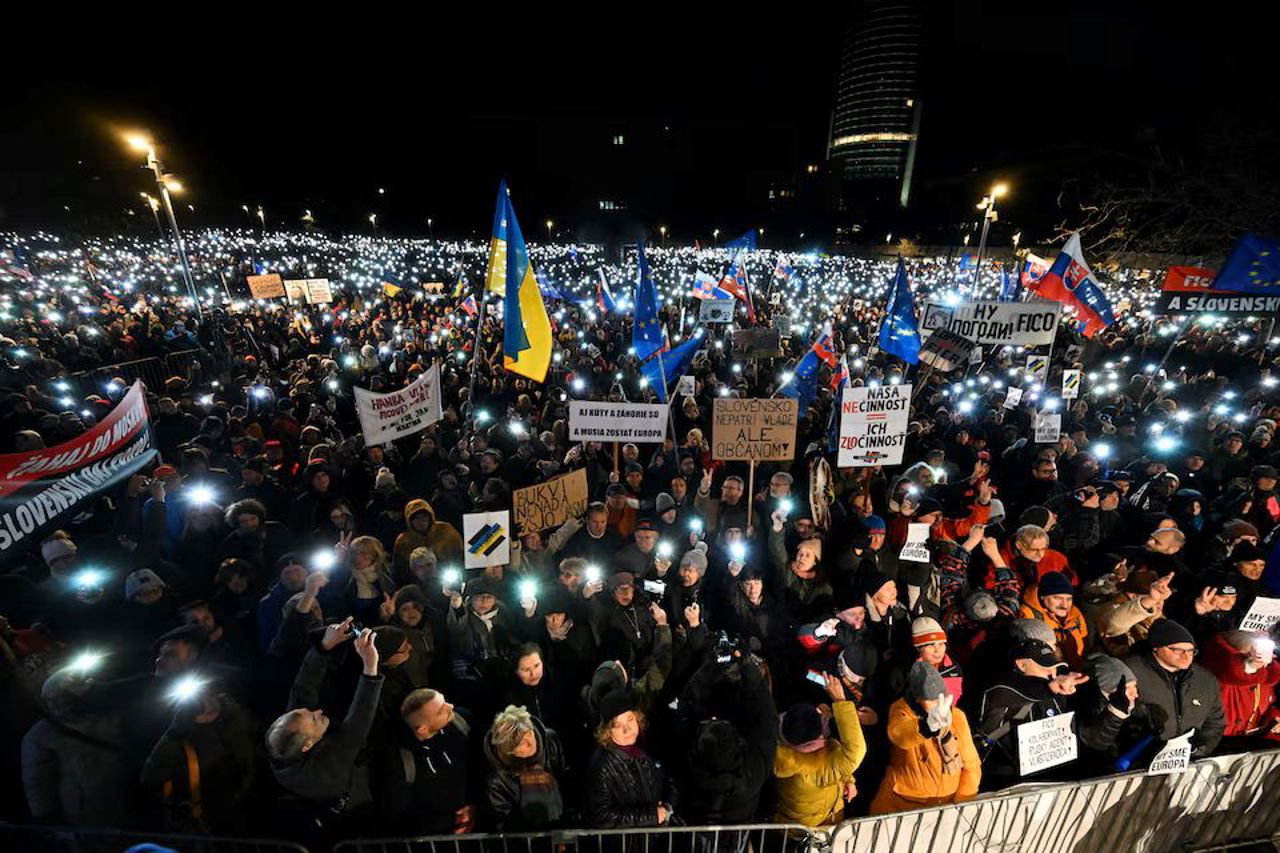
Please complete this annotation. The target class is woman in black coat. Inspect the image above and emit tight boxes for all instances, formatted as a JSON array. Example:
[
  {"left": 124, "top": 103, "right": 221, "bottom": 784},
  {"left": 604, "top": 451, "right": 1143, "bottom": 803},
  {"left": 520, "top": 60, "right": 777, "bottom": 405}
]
[{"left": 583, "top": 690, "right": 678, "bottom": 828}]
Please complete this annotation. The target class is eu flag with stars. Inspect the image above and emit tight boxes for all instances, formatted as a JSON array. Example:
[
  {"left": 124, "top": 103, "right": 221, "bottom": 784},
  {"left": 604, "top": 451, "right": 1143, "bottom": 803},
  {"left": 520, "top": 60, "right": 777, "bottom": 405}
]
[
  {"left": 1212, "top": 234, "right": 1280, "bottom": 294},
  {"left": 632, "top": 242, "right": 666, "bottom": 362},
  {"left": 878, "top": 258, "right": 920, "bottom": 364},
  {"left": 780, "top": 321, "right": 836, "bottom": 417},
  {"left": 641, "top": 331, "right": 704, "bottom": 402}
]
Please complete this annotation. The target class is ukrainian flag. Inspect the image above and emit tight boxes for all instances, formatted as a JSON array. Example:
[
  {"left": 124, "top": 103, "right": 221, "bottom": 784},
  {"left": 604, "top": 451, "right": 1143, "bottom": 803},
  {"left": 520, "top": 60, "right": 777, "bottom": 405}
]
[
  {"left": 502, "top": 190, "right": 552, "bottom": 382},
  {"left": 483, "top": 181, "right": 509, "bottom": 296}
]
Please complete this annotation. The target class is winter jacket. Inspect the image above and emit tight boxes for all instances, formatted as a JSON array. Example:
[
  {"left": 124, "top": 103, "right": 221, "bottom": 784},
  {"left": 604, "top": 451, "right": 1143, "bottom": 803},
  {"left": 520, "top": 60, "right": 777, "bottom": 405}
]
[
  {"left": 379, "top": 714, "right": 472, "bottom": 834},
  {"left": 1123, "top": 652, "right": 1225, "bottom": 756},
  {"left": 976, "top": 672, "right": 1065, "bottom": 781},
  {"left": 484, "top": 716, "right": 566, "bottom": 830},
  {"left": 1018, "top": 583, "right": 1090, "bottom": 668},
  {"left": 869, "top": 699, "right": 981, "bottom": 814},
  {"left": 393, "top": 499, "right": 465, "bottom": 575},
  {"left": 1095, "top": 591, "right": 1161, "bottom": 656},
  {"left": 773, "top": 699, "right": 867, "bottom": 826},
  {"left": 1199, "top": 634, "right": 1280, "bottom": 737},
  {"left": 584, "top": 743, "right": 678, "bottom": 828},
  {"left": 21, "top": 713, "right": 132, "bottom": 826}
]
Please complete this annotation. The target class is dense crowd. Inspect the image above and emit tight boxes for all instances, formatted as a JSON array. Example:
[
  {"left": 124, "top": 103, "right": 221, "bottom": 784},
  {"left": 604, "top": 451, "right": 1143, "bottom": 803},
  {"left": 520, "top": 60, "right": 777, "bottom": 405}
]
[{"left": 2, "top": 230, "right": 1279, "bottom": 849}]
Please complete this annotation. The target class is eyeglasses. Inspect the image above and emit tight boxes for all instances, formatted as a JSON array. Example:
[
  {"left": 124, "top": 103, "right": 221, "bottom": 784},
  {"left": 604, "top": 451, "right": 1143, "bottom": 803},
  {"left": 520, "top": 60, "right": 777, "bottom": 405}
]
[{"left": 1164, "top": 646, "right": 1198, "bottom": 657}]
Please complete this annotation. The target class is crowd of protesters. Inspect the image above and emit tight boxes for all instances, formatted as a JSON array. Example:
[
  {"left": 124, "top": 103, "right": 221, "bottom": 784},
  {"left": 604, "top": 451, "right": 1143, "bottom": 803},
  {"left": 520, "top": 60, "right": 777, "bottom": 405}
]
[{"left": 2, "top": 230, "right": 1279, "bottom": 849}]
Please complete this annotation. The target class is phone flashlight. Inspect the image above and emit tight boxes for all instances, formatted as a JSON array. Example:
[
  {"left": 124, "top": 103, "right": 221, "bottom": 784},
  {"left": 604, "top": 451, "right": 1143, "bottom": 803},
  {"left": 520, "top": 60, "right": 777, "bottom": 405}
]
[
  {"left": 442, "top": 567, "right": 462, "bottom": 588},
  {"left": 311, "top": 550, "right": 337, "bottom": 572},
  {"left": 66, "top": 650, "right": 105, "bottom": 675},
  {"left": 168, "top": 675, "right": 205, "bottom": 703},
  {"left": 585, "top": 565, "right": 602, "bottom": 584},
  {"left": 689, "top": 518, "right": 704, "bottom": 533},
  {"left": 778, "top": 499, "right": 794, "bottom": 515},
  {"left": 519, "top": 579, "right": 538, "bottom": 600},
  {"left": 657, "top": 541, "right": 673, "bottom": 559},
  {"left": 729, "top": 541, "right": 747, "bottom": 562},
  {"left": 73, "top": 568, "right": 106, "bottom": 590}
]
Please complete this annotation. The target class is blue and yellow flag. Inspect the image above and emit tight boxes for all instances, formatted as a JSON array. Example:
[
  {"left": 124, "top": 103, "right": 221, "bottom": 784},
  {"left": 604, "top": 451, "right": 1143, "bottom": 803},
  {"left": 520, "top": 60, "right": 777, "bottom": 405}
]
[
  {"left": 502, "top": 191, "right": 553, "bottom": 382},
  {"left": 483, "top": 181, "right": 509, "bottom": 296}
]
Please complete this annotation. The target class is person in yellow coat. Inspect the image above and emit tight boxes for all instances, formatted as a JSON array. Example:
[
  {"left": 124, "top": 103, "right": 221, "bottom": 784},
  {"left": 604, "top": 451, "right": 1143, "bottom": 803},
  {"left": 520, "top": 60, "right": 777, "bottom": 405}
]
[
  {"left": 773, "top": 672, "right": 866, "bottom": 826},
  {"left": 871, "top": 661, "right": 982, "bottom": 814}
]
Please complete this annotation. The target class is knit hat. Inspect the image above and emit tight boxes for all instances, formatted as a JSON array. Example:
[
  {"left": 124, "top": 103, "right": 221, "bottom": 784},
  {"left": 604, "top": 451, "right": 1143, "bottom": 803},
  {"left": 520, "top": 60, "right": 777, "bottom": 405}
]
[
  {"left": 1203, "top": 573, "right": 1238, "bottom": 597},
  {"left": 596, "top": 688, "right": 635, "bottom": 724},
  {"left": 124, "top": 569, "right": 165, "bottom": 601},
  {"left": 372, "top": 626, "right": 407, "bottom": 659},
  {"left": 609, "top": 571, "right": 636, "bottom": 591},
  {"left": 1252, "top": 465, "right": 1280, "bottom": 482},
  {"left": 464, "top": 576, "right": 499, "bottom": 598},
  {"left": 679, "top": 542, "right": 709, "bottom": 574},
  {"left": 911, "top": 617, "right": 947, "bottom": 647},
  {"left": 964, "top": 591, "right": 999, "bottom": 623},
  {"left": 634, "top": 518, "right": 656, "bottom": 533},
  {"left": 1009, "top": 617, "right": 1057, "bottom": 647},
  {"left": 693, "top": 719, "right": 743, "bottom": 774},
  {"left": 153, "top": 624, "right": 209, "bottom": 656},
  {"left": 394, "top": 584, "right": 427, "bottom": 612},
  {"left": 655, "top": 492, "right": 677, "bottom": 514},
  {"left": 1020, "top": 506, "right": 1053, "bottom": 529},
  {"left": 779, "top": 703, "right": 825, "bottom": 748},
  {"left": 863, "top": 515, "right": 887, "bottom": 535},
  {"left": 907, "top": 660, "right": 946, "bottom": 703},
  {"left": 538, "top": 585, "right": 570, "bottom": 616},
  {"left": 1223, "top": 519, "right": 1260, "bottom": 541},
  {"left": 374, "top": 467, "right": 396, "bottom": 490},
  {"left": 40, "top": 536, "right": 77, "bottom": 564},
  {"left": 152, "top": 464, "right": 179, "bottom": 479},
  {"left": 860, "top": 568, "right": 895, "bottom": 600},
  {"left": 1038, "top": 571, "right": 1074, "bottom": 599},
  {"left": 915, "top": 497, "right": 943, "bottom": 517},
  {"left": 838, "top": 641, "right": 879, "bottom": 680},
  {"left": 1085, "top": 654, "right": 1136, "bottom": 695},
  {"left": 625, "top": 462, "right": 644, "bottom": 475},
  {"left": 1147, "top": 618, "right": 1196, "bottom": 648},
  {"left": 1231, "top": 541, "right": 1266, "bottom": 563}
]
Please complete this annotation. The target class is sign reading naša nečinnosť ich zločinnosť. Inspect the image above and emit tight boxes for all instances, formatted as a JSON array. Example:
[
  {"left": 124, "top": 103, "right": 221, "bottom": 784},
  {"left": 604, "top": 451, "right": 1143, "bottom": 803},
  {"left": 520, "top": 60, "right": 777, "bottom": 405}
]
[{"left": 0, "top": 381, "right": 155, "bottom": 560}]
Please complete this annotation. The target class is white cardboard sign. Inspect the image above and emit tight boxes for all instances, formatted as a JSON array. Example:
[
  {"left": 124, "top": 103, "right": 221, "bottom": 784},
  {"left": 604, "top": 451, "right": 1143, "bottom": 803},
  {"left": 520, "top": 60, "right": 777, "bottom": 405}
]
[
  {"left": 463, "top": 510, "right": 511, "bottom": 569},
  {"left": 837, "top": 384, "right": 912, "bottom": 468},
  {"left": 899, "top": 522, "right": 931, "bottom": 563},
  {"left": 1017, "top": 712, "right": 1078, "bottom": 776}
]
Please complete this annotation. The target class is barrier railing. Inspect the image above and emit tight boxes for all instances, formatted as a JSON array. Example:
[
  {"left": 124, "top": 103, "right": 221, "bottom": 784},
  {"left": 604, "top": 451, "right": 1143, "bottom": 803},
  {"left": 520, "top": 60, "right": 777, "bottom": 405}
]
[
  {"left": 827, "top": 749, "right": 1280, "bottom": 853},
  {"left": 331, "top": 823, "right": 823, "bottom": 853},
  {"left": 0, "top": 821, "right": 309, "bottom": 853},
  {"left": 65, "top": 347, "right": 206, "bottom": 396}
]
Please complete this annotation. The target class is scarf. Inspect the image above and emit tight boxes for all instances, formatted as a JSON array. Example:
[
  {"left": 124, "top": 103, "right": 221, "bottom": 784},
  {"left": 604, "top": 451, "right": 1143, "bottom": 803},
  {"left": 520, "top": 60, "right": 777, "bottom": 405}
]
[
  {"left": 477, "top": 607, "right": 499, "bottom": 633},
  {"left": 547, "top": 617, "right": 573, "bottom": 642},
  {"left": 352, "top": 565, "right": 380, "bottom": 599}
]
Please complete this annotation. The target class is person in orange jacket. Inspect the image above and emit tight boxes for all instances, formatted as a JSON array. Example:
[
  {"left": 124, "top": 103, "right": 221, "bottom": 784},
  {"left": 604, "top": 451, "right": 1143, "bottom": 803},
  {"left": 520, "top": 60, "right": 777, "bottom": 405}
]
[
  {"left": 888, "top": 480, "right": 994, "bottom": 551},
  {"left": 1018, "top": 571, "right": 1089, "bottom": 669},
  {"left": 870, "top": 661, "right": 981, "bottom": 814}
]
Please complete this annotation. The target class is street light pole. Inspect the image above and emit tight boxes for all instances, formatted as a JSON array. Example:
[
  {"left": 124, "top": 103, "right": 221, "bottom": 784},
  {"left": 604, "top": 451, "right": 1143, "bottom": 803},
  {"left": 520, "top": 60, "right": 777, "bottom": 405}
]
[
  {"left": 142, "top": 194, "right": 164, "bottom": 239},
  {"left": 972, "top": 183, "right": 1007, "bottom": 298},
  {"left": 133, "top": 139, "right": 201, "bottom": 324}
]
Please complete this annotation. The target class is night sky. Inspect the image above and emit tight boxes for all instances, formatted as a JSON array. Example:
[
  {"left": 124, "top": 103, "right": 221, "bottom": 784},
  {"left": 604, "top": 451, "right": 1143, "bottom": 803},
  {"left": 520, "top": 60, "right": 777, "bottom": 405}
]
[{"left": 1, "top": 4, "right": 1270, "bottom": 244}]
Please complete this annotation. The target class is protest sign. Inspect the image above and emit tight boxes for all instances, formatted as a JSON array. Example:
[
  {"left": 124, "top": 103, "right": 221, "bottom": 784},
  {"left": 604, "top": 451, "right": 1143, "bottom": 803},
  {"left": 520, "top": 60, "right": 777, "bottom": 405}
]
[
  {"left": 463, "top": 511, "right": 511, "bottom": 569},
  {"left": 353, "top": 364, "right": 443, "bottom": 445},
  {"left": 283, "top": 279, "right": 307, "bottom": 302},
  {"left": 837, "top": 384, "right": 911, "bottom": 467},
  {"left": 303, "top": 278, "right": 333, "bottom": 304},
  {"left": 1003, "top": 387, "right": 1024, "bottom": 410},
  {"left": 1026, "top": 355, "right": 1049, "bottom": 383},
  {"left": 1148, "top": 730, "right": 1194, "bottom": 775},
  {"left": 970, "top": 345, "right": 984, "bottom": 365},
  {"left": 918, "top": 328, "right": 976, "bottom": 373},
  {"left": 1239, "top": 596, "right": 1280, "bottom": 633},
  {"left": 900, "top": 523, "right": 931, "bottom": 563},
  {"left": 1017, "top": 712, "right": 1078, "bottom": 776},
  {"left": 711, "top": 398, "right": 798, "bottom": 462},
  {"left": 1034, "top": 413, "right": 1062, "bottom": 444},
  {"left": 677, "top": 375, "right": 696, "bottom": 398},
  {"left": 921, "top": 300, "right": 1058, "bottom": 347},
  {"left": 246, "top": 273, "right": 285, "bottom": 299},
  {"left": 732, "top": 328, "right": 782, "bottom": 358},
  {"left": 422, "top": 281, "right": 445, "bottom": 294},
  {"left": 1062, "top": 369, "right": 1081, "bottom": 399},
  {"left": 569, "top": 402, "right": 669, "bottom": 442},
  {"left": 0, "top": 381, "right": 155, "bottom": 561},
  {"left": 699, "top": 298, "right": 735, "bottom": 323},
  {"left": 1153, "top": 266, "right": 1280, "bottom": 315},
  {"left": 513, "top": 469, "right": 589, "bottom": 534}
]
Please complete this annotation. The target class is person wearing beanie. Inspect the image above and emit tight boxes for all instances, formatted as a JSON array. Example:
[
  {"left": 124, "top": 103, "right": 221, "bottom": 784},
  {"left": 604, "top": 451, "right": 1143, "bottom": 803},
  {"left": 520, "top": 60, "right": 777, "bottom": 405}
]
[
  {"left": 612, "top": 518, "right": 667, "bottom": 579},
  {"left": 445, "top": 573, "right": 513, "bottom": 721},
  {"left": 1199, "top": 631, "right": 1280, "bottom": 746},
  {"left": 584, "top": 688, "right": 678, "bottom": 828},
  {"left": 871, "top": 660, "right": 981, "bottom": 814},
  {"left": 1227, "top": 540, "right": 1268, "bottom": 612},
  {"left": 1203, "top": 518, "right": 1259, "bottom": 567},
  {"left": 887, "top": 476, "right": 993, "bottom": 557},
  {"left": 1018, "top": 570, "right": 1089, "bottom": 668},
  {"left": 1096, "top": 569, "right": 1174, "bottom": 656},
  {"left": 1123, "top": 619, "right": 1224, "bottom": 757},
  {"left": 912, "top": 617, "right": 965, "bottom": 706},
  {"left": 389, "top": 584, "right": 437, "bottom": 686},
  {"left": 1070, "top": 653, "right": 1144, "bottom": 775},
  {"left": 1171, "top": 571, "right": 1240, "bottom": 644},
  {"left": 773, "top": 671, "right": 867, "bottom": 826},
  {"left": 974, "top": 639, "right": 1087, "bottom": 787},
  {"left": 769, "top": 507, "right": 834, "bottom": 623},
  {"left": 256, "top": 554, "right": 309, "bottom": 654},
  {"left": 722, "top": 564, "right": 790, "bottom": 666}
]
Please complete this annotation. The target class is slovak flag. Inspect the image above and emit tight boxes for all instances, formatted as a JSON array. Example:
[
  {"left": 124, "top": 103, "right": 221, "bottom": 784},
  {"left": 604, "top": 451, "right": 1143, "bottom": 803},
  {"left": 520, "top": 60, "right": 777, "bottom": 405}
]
[
  {"left": 691, "top": 271, "right": 733, "bottom": 300},
  {"left": 460, "top": 294, "right": 478, "bottom": 316},
  {"left": 719, "top": 252, "right": 756, "bottom": 323},
  {"left": 1027, "top": 232, "right": 1115, "bottom": 338},
  {"left": 596, "top": 269, "right": 616, "bottom": 313},
  {"left": 1021, "top": 252, "right": 1051, "bottom": 290},
  {"left": 830, "top": 352, "right": 849, "bottom": 391},
  {"left": 773, "top": 255, "right": 795, "bottom": 282}
]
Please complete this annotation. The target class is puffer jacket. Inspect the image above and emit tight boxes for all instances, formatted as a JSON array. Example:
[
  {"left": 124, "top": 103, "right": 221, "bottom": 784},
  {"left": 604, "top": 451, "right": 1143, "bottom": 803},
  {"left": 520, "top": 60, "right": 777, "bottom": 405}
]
[
  {"left": 1199, "top": 634, "right": 1280, "bottom": 737},
  {"left": 1123, "top": 651, "right": 1225, "bottom": 756},
  {"left": 869, "top": 698, "right": 981, "bottom": 814},
  {"left": 483, "top": 716, "right": 566, "bottom": 830},
  {"left": 773, "top": 699, "right": 867, "bottom": 826},
  {"left": 393, "top": 499, "right": 464, "bottom": 574},
  {"left": 584, "top": 742, "right": 678, "bottom": 828},
  {"left": 1018, "top": 583, "right": 1089, "bottom": 668}
]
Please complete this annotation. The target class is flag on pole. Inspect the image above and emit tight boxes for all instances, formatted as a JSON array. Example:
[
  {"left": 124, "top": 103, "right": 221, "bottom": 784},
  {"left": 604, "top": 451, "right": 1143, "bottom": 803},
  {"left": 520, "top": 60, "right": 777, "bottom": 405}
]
[
  {"left": 878, "top": 258, "right": 921, "bottom": 364},
  {"left": 998, "top": 267, "right": 1020, "bottom": 302},
  {"left": 779, "top": 320, "right": 836, "bottom": 416},
  {"left": 773, "top": 254, "right": 795, "bottom": 282},
  {"left": 640, "top": 332, "right": 705, "bottom": 402},
  {"left": 691, "top": 271, "right": 733, "bottom": 300},
  {"left": 632, "top": 243, "right": 667, "bottom": 362},
  {"left": 451, "top": 266, "right": 468, "bottom": 299},
  {"left": 722, "top": 230, "right": 758, "bottom": 252},
  {"left": 460, "top": 294, "right": 478, "bottom": 316},
  {"left": 1026, "top": 232, "right": 1114, "bottom": 337},
  {"left": 596, "top": 269, "right": 616, "bottom": 313},
  {"left": 720, "top": 252, "right": 756, "bottom": 323},
  {"left": 501, "top": 190, "right": 552, "bottom": 382},
  {"left": 1211, "top": 233, "right": 1280, "bottom": 294},
  {"left": 827, "top": 353, "right": 850, "bottom": 454},
  {"left": 483, "top": 181, "right": 510, "bottom": 296}
]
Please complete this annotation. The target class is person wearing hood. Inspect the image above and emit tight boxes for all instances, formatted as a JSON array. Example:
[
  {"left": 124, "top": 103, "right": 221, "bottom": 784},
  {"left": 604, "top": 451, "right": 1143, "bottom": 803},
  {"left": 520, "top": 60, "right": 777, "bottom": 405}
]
[
  {"left": 256, "top": 554, "right": 309, "bottom": 654},
  {"left": 773, "top": 671, "right": 866, "bottom": 826},
  {"left": 393, "top": 499, "right": 464, "bottom": 577},
  {"left": 379, "top": 687, "right": 475, "bottom": 834},
  {"left": 504, "top": 643, "right": 569, "bottom": 736},
  {"left": 1224, "top": 540, "right": 1269, "bottom": 614},
  {"left": 1199, "top": 630, "right": 1280, "bottom": 747},
  {"left": 289, "top": 461, "right": 340, "bottom": 537},
  {"left": 388, "top": 584, "right": 438, "bottom": 686},
  {"left": 1018, "top": 571, "right": 1089, "bottom": 668},
  {"left": 120, "top": 568, "right": 179, "bottom": 663},
  {"left": 584, "top": 688, "right": 678, "bottom": 828},
  {"left": 483, "top": 704, "right": 567, "bottom": 830}
]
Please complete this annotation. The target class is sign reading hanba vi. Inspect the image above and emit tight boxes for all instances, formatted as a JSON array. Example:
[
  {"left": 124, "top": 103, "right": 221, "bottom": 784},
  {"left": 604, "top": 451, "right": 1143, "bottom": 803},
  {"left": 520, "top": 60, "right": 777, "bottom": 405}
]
[{"left": 711, "top": 398, "right": 798, "bottom": 461}]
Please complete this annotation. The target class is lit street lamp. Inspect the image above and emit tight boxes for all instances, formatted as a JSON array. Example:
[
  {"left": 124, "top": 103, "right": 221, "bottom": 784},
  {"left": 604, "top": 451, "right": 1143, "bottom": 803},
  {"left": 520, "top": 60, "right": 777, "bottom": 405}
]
[
  {"left": 545, "top": 219, "right": 554, "bottom": 240},
  {"left": 256, "top": 205, "right": 266, "bottom": 230},
  {"left": 713, "top": 228, "right": 720, "bottom": 247},
  {"left": 140, "top": 192, "right": 163, "bottom": 238},
  {"left": 972, "top": 182, "right": 1008, "bottom": 295},
  {"left": 369, "top": 213, "right": 378, "bottom": 230},
  {"left": 125, "top": 133, "right": 200, "bottom": 324},
  {"left": 427, "top": 217, "right": 434, "bottom": 238},
  {"left": 659, "top": 225, "right": 667, "bottom": 247}
]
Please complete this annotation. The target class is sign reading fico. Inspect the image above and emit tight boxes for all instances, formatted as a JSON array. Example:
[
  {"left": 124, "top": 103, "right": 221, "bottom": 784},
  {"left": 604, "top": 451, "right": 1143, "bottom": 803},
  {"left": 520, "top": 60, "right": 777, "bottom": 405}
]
[{"left": 837, "top": 384, "right": 911, "bottom": 467}]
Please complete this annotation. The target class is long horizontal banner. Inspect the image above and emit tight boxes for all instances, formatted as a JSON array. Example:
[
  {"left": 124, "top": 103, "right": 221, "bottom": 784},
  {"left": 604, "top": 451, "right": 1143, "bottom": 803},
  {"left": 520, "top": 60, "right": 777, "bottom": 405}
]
[
  {"left": 1154, "top": 266, "right": 1280, "bottom": 315},
  {"left": 0, "top": 381, "right": 156, "bottom": 559},
  {"left": 354, "top": 364, "right": 443, "bottom": 445},
  {"left": 921, "top": 300, "right": 1058, "bottom": 347},
  {"left": 569, "top": 401, "right": 669, "bottom": 442}
]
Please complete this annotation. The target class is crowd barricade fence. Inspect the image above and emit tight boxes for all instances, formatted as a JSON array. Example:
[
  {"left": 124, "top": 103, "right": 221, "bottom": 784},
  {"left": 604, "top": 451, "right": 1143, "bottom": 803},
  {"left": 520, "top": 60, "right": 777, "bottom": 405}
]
[
  {"left": 0, "top": 822, "right": 310, "bottom": 853},
  {"left": 331, "top": 823, "right": 824, "bottom": 853},
  {"left": 66, "top": 347, "right": 206, "bottom": 397}
]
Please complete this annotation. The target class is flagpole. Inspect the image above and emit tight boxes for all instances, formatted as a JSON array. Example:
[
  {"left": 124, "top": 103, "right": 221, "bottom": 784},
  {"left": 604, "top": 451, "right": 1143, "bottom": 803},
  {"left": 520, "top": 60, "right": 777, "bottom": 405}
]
[
  {"left": 1137, "top": 315, "right": 1195, "bottom": 408},
  {"left": 465, "top": 291, "right": 486, "bottom": 434}
]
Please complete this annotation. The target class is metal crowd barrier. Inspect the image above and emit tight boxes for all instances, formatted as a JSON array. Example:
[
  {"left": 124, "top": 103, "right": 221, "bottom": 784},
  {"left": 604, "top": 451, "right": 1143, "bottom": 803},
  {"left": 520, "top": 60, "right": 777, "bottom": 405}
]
[
  {"left": 331, "top": 824, "right": 822, "bottom": 853},
  {"left": 827, "top": 749, "right": 1280, "bottom": 853},
  {"left": 66, "top": 347, "right": 206, "bottom": 396},
  {"left": 0, "top": 822, "right": 309, "bottom": 853}
]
